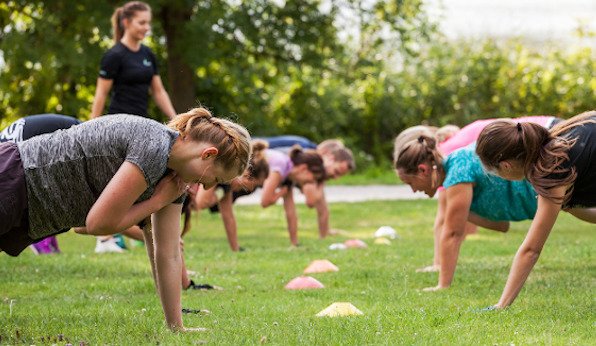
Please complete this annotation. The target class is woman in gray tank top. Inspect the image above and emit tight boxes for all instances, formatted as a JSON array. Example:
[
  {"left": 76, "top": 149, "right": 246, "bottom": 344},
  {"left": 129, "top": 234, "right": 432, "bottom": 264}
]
[{"left": 0, "top": 107, "right": 251, "bottom": 332}]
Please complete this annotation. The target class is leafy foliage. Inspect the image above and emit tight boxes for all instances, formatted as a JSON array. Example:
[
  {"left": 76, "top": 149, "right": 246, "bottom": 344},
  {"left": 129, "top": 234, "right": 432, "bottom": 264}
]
[{"left": 1, "top": 1, "right": 594, "bottom": 166}]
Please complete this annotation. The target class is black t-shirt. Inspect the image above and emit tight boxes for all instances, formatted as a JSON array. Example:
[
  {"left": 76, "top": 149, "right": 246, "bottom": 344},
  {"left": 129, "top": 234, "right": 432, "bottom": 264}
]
[
  {"left": 99, "top": 43, "right": 158, "bottom": 117},
  {"left": 549, "top": 116, "right": 596, "bottom": 208},
  {"left": 0, "top": 114, "right": 81, "bottom": 143}
]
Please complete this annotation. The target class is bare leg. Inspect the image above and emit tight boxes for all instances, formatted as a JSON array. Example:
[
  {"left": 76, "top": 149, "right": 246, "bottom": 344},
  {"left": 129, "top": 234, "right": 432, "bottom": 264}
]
[
  {"left": 180, "top": 241, "right": 191, "bottom": 289},
  {"left": 464, "top": 222, "right": 478, "bottom": 236},
  {"left": 566, "top": 208, "right": 596, "bottom": 223},
  {"left": 141, "top": 218, "right": 158, "bottom": 290},
  {"left": 121, "top": 225, "right": 144, "bottom": 241},
  {"left": 468, "top": 212, "right": 510, "bottom": 232}
]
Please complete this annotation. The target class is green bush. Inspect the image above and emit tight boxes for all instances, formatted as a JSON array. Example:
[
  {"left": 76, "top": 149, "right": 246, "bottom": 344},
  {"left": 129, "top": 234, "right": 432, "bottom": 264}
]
[{"left": 342, "top": 38, "right": 595, "bottom": 164}]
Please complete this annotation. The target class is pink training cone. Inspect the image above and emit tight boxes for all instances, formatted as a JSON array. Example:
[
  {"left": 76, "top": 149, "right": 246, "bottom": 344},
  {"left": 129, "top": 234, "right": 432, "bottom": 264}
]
[
  {"left": 303, "top": 260, "right": 339, "bottom": 274},
  {"left": 344, "top": 239, "right": 368, "bottom": 248},
  {"left": 284, "top": 276, "right": 325, "bottom": 290}
]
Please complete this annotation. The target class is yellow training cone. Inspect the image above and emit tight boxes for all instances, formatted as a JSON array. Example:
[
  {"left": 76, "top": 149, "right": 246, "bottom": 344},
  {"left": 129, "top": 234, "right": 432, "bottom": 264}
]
[
  {"left": 303, "top": 259, "right": 339, "bottom": 274},
  {"left": 374, "top": 237, "right": 391, "bottom": 245},
  {"left": 316, "top": 302, "right": 363, "bottom": 317}
]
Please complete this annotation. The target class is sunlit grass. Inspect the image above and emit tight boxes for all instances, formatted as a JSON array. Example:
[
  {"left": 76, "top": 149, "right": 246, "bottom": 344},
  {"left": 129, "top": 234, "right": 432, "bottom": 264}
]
[{"left": 1, "top": 200, "right": 593, "bottom": 345}]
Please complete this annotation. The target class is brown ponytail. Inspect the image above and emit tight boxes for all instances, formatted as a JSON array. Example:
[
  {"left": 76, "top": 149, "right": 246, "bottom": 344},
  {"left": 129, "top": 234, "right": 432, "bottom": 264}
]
[
  {"left": 289, "top": 146, "right": 327, "bottom": 182},
  {"left": 168, "top": 107, "right": 252, "bottom": 177},
  {"left": 111, "top": 1, "right": 151, "bottom": 43},
  {"left": 476, "top": 111, "right": 596, "bottom": 204}
]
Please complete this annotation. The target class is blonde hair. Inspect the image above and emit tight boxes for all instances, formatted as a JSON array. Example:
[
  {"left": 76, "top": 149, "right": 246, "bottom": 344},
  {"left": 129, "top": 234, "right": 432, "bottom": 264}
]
[
  {"left": 168, "top": 107, "right": 251, "bottom": 176},
  {"left": 435, "top": 124, "right": 460, "bottom": 143},
  {"left": 317, "top": 139, "right": 356, "bottom": 172},
  {"left": 317, "top": 139, "right": 344, "bottom": 155},
  {"left": 111, "top": 1, "right": 150, "bottom": 43},
  {"left": 394, "top": 135, "right": 444, "bottom": 189},
  {"left": 393, "top": 125, "right": 436, "bottom": 165}
]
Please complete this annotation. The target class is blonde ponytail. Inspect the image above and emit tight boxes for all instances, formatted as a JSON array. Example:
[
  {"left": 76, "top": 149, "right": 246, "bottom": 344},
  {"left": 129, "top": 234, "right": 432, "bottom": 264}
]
[
  {"left": 168, "top": 107, "right": 251, "bottom": 176},
  {"left": 395, "top": 135, "right": 444, "bottom": 176}
]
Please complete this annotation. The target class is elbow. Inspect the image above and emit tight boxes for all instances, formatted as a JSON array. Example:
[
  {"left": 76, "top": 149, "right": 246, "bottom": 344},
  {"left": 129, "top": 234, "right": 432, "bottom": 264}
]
[
  {"left": 520, "top": 246, "right": 542, "bottom": 262},
  {"left": 261, "top": 199, "right": 273, "bottom": 208},
  {"left": 85, "top": 216, "right": 117, "bottom": 235},
  {"left": 85, "top": 224, "right": 115, "bottom": 235},
  {"left": 497, "top": 222, "right": 511, "bottom": 233},
  {"left": 305, "top": 199, "right": 316, "bottom": 208}
]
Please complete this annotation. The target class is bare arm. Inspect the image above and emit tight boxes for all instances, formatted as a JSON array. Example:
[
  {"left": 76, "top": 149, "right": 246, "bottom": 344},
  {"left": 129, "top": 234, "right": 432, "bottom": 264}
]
[
  {"left": 218, "top": 191, "right": 240, "bottom": 251},
  {"left": 468, "top": 212, "right": 510, "bottom": 232},
  {"left": 302, "top": 182, "right": 331, "bottom": 238},
  {"left": 260, "top": 172, "right": 286, "bottom": 207},
  {"left": 283, "top": 188, "right": 299, "bottom": 246},
  {"left": 433, "top": 191, "right": 447, "bottom": 267},
  {"left": 151, "top": 203, "right": 185, "bottom": 331},
  {"left": 83, "top": 162, "right": 186, "bottom": 235},
  {"left": 495, "top": 191, "right": 563, "bottom": 308},
  {"left": 302, "top": 182, "right": 324, "bottom": 208},
  {"left": 428, "top": 183, "right": 473, "bottom": 290},
  {"left": 151, "top": 75, "right": 177, "bottom": 120},
  {"left": 193, "top": 185, "right": 218, "bottom": 210},
  {"left": 90, "top": 78, "right": 113, "bottom": 118}
]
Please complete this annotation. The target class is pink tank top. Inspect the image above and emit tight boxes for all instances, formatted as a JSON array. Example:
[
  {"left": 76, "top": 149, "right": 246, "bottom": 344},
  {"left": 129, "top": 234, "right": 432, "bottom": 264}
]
[{"left": 438, "top": 116, "right": 554, "bottom": 156}]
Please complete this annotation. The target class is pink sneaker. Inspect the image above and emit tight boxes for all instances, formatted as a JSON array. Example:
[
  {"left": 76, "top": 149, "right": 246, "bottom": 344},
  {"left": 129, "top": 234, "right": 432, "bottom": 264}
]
[{"left": 31, "top": 237, "right": 59, "bottom": 254}]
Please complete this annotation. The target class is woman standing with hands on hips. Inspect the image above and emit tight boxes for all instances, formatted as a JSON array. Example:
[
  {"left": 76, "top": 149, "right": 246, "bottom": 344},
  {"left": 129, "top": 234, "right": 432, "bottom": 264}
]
[{"left": 91, "top": 1, "right": 176, "bottom": 120}]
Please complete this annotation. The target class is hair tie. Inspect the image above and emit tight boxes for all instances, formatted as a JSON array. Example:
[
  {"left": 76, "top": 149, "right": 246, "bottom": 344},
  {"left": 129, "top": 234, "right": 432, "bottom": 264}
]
[{"left": 516, "top": 123, "right": 522, "bottom": 132}]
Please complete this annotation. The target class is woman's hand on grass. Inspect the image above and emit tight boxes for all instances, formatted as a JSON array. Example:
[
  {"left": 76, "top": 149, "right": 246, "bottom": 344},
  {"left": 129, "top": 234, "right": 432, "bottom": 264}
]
[
  {"left": 422, "top": 285, "right": 446, "bottom": 292},
  {"left": 416, "top": 264, "right": 440, "bottom": 273},
  {"left": 182, "top": 327, "right": 209, "bottom": 332}
]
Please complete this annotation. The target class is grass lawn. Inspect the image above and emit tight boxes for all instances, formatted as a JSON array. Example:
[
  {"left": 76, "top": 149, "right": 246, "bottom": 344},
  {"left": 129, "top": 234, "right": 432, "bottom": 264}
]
[{"left": 1, "top": 200, "right": 593, "bottom": 345}]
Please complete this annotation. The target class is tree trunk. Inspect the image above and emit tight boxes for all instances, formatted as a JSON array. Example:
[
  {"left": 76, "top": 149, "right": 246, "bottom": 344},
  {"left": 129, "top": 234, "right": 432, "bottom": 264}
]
[{"left": 159, "top": 4, "right": 195, "bottom": 113}]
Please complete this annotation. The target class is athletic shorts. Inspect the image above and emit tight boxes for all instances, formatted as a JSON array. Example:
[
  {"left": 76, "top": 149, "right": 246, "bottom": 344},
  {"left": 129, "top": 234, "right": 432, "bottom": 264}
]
[{"left": 0, "top": 142, "right": 33, "bottom": 256}]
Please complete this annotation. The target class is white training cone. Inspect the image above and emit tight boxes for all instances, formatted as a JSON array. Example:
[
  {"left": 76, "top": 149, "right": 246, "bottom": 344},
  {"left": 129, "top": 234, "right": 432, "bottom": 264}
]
[
  {"left": 374, "top": 226, "right": 398, "bottom": 239},
  {"left": 316, "top": 302, "right": 364, "bottom": 317},
  {"left": 374, "top": 237, "right": 391, "bottom": 245},
  {"left": 344, "top": 239, "right": 367, "bottom": 248},
  {"left": 328, "top": 243, "right": 347, "bottom": 250},
  {"left": 284, "top": 276, "right": 325, "bottom": 290},
  {"left": 303, "top": 260, "right": 339, "bottom": 274}
]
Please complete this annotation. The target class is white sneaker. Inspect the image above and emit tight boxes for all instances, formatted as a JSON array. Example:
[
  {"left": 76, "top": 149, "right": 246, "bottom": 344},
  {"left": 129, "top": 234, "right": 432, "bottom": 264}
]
[{"left": 95, "top": 237, "right": 125, "bottom": 253}]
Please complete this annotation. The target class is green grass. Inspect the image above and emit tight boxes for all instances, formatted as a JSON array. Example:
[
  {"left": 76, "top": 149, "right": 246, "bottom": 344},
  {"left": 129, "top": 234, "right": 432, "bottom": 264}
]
[{"left": 1, "top": 200, "right": 594, "bottom": 345}]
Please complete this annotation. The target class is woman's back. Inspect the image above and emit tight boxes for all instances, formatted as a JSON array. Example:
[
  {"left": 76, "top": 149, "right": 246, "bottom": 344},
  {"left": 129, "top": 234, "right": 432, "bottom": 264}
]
[
  {"left": 18, "top": 114, "right": 178, "bottom": 237},
  {"left": 265, "top": 149, "right": 293, "bottom": 180},
  {"left": 551, "top": 115, "right": 596, "bottom": 208},
  {"left": 443, "top": 145, "right": 537, "bottom": 221}
]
